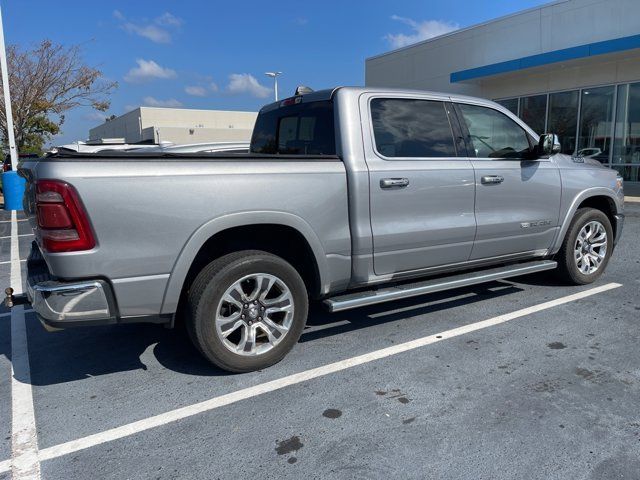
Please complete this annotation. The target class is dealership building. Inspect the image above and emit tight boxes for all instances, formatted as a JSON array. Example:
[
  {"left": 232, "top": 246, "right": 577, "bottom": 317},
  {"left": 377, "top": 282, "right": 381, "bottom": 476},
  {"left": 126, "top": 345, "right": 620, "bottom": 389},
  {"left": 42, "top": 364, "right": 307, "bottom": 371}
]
[{"left": 366, "top": 0, "right": 640, "bottom": 185}]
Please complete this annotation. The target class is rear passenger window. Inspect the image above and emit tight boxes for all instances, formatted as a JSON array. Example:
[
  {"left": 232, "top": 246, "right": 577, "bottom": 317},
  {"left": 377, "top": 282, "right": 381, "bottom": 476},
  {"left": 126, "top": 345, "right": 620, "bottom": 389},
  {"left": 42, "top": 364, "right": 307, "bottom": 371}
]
[
  {"left": 371, "top": 99, "right": 456, "bottom": 158},
  {"left": 457, "top": 104, "right": 531, "bottom": 159}
]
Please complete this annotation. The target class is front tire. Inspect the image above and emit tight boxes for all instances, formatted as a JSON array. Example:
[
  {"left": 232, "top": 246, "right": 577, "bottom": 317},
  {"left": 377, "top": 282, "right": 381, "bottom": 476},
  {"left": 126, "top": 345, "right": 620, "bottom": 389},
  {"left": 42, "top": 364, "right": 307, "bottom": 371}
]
[
  {"left": 555, "top": 208, "right": 613, "bottom": 285},
  {"left": 187, "top": 250, "right": 308, "bottom": 373}
]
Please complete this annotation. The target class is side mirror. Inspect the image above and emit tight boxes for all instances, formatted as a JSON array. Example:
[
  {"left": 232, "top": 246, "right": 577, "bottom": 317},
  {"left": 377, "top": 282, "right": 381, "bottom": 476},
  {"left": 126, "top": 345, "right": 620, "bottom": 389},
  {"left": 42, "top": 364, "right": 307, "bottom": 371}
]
[{"left": 537, "top": 133, "right": 561, "bottom": 156}]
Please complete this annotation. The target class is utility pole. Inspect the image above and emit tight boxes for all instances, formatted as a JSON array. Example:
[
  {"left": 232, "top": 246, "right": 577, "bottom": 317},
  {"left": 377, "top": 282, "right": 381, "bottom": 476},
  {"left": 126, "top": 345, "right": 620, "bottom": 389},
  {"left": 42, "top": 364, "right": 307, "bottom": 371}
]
[
  {"left": 0, "top": 5, "right": 17, "bottom": 169},
  {"left": 265, "top": 72, "right": 282, "bottom": 101}
]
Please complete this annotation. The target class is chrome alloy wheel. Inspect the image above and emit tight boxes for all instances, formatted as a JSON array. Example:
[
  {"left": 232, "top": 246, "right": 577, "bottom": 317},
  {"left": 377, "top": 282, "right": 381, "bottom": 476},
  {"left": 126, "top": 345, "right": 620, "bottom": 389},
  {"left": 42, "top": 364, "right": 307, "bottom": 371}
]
[
  {"left": 574, "top": 220, "right": 608, "bottom": 275},
  {"left": 215, "top": 273, "right": 294, "bottom": 356}
]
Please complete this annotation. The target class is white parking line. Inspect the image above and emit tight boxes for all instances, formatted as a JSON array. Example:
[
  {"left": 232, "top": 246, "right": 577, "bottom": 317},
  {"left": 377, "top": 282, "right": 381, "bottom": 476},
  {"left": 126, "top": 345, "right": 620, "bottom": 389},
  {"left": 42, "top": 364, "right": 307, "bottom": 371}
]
[
  {"left": 9, "top": 210, "right": 41, "bottom": 479},
  {"left": 0, "top": 218, "right": 28, "bottom": 224},
  {"left": 0, "top": 259, "right": 27, "bottom": 265},
  {"left": 0, "top": 233, "right": 33, "bottom": 240},
  {"left": 0, "top": 281, "right": 619, "bottom": 471}
]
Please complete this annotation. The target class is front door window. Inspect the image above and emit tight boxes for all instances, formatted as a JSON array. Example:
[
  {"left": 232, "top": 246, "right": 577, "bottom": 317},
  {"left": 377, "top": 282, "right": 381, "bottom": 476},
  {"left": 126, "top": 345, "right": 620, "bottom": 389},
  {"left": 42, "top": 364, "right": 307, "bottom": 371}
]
[{"left": 457, "top": 104, "right": 531, "bottom": 159}]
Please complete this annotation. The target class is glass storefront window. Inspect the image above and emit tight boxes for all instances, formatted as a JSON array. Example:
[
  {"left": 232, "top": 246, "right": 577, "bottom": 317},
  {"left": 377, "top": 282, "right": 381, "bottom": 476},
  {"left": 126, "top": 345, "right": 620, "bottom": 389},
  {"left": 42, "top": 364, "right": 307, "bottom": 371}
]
[
  {"left": 496, "top": 98, "right": 518, "bottom": 115},
  {"left": 547, "top": 90, "right": 579, "bottom": 155},
  {"left": 519, "top": 94, "right": 547, "bottom": 134},
  {"left": 493, "top": 82, "right": 640, "bottom": 183},
  {"left": 612, "top": 164, "right": 640, "bottom": 182},
  {"left": 612, "top": 82, "right": 640, "bottom": 182},
  {"left": 577, "top": 86, "right": 614, "bottom": 164}
]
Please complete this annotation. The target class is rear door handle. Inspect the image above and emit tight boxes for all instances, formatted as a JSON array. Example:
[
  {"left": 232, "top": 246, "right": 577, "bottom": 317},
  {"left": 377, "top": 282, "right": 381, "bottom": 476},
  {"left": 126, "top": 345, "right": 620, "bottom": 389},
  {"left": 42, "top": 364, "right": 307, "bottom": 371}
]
[
  {"left": 380, "top": 178, "right": 410, "bottom": 189},
  {"left": 481, "top": 175, "right": 504, "bottom": 185}
]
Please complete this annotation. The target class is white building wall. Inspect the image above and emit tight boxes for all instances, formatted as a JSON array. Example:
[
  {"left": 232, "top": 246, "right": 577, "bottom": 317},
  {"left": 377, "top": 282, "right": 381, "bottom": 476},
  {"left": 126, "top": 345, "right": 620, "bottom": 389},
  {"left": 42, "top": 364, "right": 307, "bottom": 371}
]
[
  {"left": 152, "top": 126, "right": 254, "bottom": 144},
  {"left": 365, "top": 0, "right": 640, "bottom": 98},
  {"left": 89, "top": 109, "right": 144, "bottom": 143},
  {"left": 89, "top": 107, "right": 257, "bottom": 144},
  {"left": 138, "top": 108, "right": 257, "bottom": 131},
  {"left": 480, "top": 50, "right": 640, "bottom": 100}
]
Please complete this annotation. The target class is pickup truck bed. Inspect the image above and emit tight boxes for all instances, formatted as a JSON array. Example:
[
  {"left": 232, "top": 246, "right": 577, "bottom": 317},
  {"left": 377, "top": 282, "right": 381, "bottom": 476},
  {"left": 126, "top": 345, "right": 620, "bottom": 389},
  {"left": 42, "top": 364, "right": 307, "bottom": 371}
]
[{"left": 21, "top": 151, "right": 352, "bottom": 320}]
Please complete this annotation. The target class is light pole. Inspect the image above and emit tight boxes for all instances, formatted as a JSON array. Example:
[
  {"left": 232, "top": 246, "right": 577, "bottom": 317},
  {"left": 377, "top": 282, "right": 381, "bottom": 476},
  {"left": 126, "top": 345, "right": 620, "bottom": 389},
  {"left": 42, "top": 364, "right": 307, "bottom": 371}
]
[
  {"left": 265, "top": 72, "right": 282, "bottom": 101},
  {"left": 0, "top": 5, "right": 17, "bottom": 169}
]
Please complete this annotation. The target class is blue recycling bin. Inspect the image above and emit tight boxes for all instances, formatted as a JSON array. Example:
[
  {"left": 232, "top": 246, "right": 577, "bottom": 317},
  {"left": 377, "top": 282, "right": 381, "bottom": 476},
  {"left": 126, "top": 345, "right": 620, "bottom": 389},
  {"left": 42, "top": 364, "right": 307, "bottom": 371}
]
[{"left": 3, "top": 171, "right": 26, "bottom": 211}]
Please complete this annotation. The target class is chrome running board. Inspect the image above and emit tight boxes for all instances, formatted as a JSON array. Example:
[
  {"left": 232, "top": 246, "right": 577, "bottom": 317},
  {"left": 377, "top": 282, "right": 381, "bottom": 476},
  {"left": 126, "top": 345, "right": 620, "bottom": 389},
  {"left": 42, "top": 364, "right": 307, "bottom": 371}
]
[{"left": 324, "top": 260, "right": 557, "bottom": 312}]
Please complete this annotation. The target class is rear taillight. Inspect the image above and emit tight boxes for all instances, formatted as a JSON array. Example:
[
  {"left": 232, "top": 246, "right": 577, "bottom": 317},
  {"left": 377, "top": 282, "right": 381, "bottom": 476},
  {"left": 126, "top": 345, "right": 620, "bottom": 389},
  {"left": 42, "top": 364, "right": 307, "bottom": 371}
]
[{"left": 35, "top": 180, "right": 96, "bottom": 252}]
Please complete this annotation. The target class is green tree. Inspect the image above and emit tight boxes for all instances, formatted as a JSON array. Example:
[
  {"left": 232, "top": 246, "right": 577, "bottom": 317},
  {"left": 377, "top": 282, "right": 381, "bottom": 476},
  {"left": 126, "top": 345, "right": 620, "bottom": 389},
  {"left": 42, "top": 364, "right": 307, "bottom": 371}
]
[{"left": 0, "top": 40, "right": 117, "bottom": 154}]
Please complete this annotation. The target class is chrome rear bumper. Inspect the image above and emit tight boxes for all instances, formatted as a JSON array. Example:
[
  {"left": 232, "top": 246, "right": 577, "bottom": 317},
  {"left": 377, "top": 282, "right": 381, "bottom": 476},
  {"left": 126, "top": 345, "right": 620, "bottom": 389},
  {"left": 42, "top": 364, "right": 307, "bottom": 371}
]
[
  {"left": 26, "top": 243, "right": 117, "bottom": 329},
  {"left": 27, "top": 278, "right": 116, "bottom": 328}
]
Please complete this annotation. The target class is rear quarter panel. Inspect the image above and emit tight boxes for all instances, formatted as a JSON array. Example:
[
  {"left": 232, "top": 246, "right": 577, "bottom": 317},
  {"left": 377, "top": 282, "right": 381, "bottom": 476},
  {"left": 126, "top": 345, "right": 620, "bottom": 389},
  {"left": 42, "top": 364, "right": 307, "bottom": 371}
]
[{"left": 29, "top": 158, "right": 351, "bottom": 317}]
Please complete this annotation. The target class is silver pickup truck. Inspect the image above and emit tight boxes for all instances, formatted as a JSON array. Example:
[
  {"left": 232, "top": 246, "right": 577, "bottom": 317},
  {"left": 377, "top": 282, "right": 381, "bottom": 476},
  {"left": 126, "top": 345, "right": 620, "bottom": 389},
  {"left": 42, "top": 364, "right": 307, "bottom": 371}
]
[{"left": 16, "top": 86, "right": 624, "bottom": 372}]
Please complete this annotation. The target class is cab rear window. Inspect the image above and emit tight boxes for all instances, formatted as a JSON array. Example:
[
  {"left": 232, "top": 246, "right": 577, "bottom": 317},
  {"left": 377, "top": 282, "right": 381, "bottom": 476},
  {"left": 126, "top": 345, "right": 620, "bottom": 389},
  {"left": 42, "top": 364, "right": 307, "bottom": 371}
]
[{"left": 250, "top": 100, "right": 336, "bottom": 155}]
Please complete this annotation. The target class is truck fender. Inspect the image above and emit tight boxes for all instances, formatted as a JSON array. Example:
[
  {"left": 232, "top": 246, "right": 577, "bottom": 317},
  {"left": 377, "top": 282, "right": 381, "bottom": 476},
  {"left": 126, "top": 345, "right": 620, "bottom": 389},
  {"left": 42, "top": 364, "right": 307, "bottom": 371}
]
[
  {"left": 160, "top": 211, "right": 330, "bottom": 315},
  {"left": 550, "top": 187, "right": 622, "bottom": 254}
]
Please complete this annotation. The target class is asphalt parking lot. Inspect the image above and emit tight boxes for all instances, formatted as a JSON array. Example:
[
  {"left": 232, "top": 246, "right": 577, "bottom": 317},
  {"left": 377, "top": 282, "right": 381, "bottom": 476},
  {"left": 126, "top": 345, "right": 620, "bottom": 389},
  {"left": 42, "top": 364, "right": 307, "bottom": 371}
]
[{"left": 1, "top": 203, "right": 639, "bottom": 480}]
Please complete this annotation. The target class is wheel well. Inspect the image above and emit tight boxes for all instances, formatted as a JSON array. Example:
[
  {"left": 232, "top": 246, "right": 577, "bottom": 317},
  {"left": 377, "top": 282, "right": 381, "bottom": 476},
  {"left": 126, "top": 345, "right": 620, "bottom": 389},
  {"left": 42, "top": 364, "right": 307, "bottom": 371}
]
[
  {"left": 577, "top": 196, "right": 617, "bottom": 229},
  {"left": 181, "top": 224, "right": 321, "bottom": 301}
]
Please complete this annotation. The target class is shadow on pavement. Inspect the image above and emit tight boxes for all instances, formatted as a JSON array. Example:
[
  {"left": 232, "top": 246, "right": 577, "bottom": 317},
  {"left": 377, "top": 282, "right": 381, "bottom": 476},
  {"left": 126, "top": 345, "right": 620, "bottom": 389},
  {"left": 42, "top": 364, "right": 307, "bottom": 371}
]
[
  {"left": 302, "top": 281, "right": 522, "bottom": 342},
  {"left": 20, "top": 281, "right": 523, "bottom": 386},
  {"left": 505, "top": 270, "right": 571, "bottom": 287},
  {"left": 0, "top": 315, "right": 10, "bottom": 363},
  {"left": 24, "top": 319, "right": 233, "bottom": 386}
]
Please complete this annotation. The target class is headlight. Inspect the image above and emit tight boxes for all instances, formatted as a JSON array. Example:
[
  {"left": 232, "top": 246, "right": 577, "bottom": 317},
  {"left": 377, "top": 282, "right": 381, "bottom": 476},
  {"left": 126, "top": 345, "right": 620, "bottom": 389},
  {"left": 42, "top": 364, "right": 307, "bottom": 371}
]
[{"left": 616, "top": 175, "right": 624, "bottom": 190}]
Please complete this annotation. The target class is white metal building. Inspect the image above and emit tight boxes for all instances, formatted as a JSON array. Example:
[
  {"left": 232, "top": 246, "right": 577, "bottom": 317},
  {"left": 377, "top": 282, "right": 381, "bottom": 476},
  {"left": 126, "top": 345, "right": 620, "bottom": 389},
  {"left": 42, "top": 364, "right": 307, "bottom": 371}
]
[
  {"left": 89, "top": 107, "right": 258, "bottom": 145},
  {"left": 366, "top": 0, "right": 640, "bottom": 185}
]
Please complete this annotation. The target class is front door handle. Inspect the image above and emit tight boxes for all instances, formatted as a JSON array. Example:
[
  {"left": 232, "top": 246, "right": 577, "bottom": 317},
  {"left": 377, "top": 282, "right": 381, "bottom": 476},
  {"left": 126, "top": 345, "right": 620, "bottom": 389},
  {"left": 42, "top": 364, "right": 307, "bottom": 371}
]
[
  {"left": 481, "top": 175, "right": 504, "bottom": 185},
  {"left": 380, "top": 178, "right": 410, "bottom": 189}
]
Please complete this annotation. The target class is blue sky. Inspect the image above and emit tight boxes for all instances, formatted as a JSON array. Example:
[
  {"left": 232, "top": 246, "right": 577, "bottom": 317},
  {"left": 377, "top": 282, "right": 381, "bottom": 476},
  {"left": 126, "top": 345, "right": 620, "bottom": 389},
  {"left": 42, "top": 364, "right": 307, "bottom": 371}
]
[{"left": 3, "top": 0, "right": 549, "bottom": 145}]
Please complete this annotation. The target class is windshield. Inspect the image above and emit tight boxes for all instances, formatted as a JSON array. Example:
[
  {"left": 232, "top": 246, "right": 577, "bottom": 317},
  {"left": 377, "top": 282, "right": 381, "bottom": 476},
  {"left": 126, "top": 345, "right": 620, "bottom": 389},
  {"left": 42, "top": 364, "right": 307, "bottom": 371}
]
[{"left": 250, "top": 100, "right": 336, "bottom": 155}]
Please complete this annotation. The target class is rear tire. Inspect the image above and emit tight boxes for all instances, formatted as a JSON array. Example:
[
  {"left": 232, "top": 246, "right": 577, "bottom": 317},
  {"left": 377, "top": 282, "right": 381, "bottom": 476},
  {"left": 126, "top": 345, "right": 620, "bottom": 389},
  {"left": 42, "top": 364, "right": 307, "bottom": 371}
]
[
  {"left": 555, "top": 208, "right": 613, "bottom": 285},
  {"left": 186, "top": 250, "right": 308, "bottom": 373}
]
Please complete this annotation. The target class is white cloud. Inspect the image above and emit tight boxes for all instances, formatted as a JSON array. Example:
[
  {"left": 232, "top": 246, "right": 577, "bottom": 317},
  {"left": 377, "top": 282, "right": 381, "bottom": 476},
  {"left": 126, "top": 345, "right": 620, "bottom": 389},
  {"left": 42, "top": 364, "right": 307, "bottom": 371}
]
[
  {"left": 124, "top": 59, "right": 177, "bottom": 83},
  {"left": 116, "top": 11, "right": 184, "bottom": 44},
  {"left": 123, "top": 23, "right": 171, "bottom": 44},
  {"left": 156, "top": 12, "right": 183, "bottom": 27},
  {"left": 185, "top": 85, "right": 208, "bottom": 97},
  {"left": 227, "top": 74, "right": 271, "bottom": 98},
  {"left": 385, "top": 15, "right": 459, "bottom": 49},
  {"left": 185, "top": 82, "right": 219, "bottom": 96},
  {"left": 142, "top": 96, "right": 183, "bottom": 108}
]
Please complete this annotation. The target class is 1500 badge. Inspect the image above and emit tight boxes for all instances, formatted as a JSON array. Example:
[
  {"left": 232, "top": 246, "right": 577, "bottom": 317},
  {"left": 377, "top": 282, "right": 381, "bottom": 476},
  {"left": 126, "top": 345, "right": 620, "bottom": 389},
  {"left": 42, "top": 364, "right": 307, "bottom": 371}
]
[{"left": 521, "top": 220, "right": 552, "bottom": 228}]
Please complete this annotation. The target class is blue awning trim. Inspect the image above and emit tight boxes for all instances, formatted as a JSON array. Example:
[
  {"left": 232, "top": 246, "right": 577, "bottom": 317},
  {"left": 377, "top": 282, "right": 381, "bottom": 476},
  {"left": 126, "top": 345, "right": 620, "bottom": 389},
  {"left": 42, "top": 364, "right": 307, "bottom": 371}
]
[{"left": 450, "top": 34, "right": 640, "bottom": 83}]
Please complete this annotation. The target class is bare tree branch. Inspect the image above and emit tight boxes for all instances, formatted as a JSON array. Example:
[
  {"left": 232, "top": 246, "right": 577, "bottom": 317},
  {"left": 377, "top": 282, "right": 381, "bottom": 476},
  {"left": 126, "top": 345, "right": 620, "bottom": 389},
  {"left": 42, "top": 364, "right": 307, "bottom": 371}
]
[{"left": 0, "top": 40, "right": 117, "bottom": 152}]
